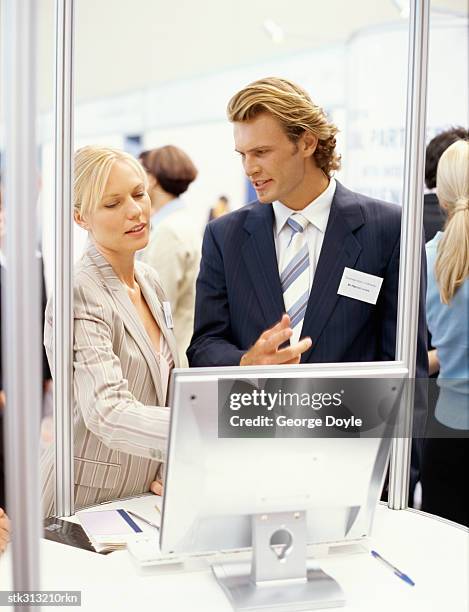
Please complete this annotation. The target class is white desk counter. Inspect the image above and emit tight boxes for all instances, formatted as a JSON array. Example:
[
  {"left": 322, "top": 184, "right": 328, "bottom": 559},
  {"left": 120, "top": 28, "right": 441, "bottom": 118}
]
[{"left": 1, "top": 503, "right": 467, "bottom": 612}]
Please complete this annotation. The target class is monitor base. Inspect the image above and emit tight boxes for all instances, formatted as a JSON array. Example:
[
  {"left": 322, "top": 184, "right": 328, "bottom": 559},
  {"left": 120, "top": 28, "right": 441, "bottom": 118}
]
[{"left": 212, "top": 559, "right": 345, "bottom": 612}]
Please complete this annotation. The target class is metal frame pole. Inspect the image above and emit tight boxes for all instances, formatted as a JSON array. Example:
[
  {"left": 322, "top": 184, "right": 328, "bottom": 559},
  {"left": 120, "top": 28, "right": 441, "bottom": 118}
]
[
  {"left": 389, "top": 0, "right": 430, "bottom": 509},
  {"left": 53, "top": 0, "right": 75, "bottom": 517},
  {"left": 1, "top": 0, "right": 41, "bottom": 600}
]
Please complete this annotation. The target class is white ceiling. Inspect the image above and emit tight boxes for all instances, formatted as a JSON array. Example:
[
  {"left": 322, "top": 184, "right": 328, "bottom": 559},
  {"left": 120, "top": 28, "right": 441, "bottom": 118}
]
[{"left": 9, "top": 0, "right": 469, "bottom": 111}]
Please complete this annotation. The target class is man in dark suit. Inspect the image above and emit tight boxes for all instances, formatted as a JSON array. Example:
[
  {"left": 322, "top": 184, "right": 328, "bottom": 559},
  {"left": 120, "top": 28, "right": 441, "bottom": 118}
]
[
  {"left": 187, "top": 77, "right": 428, "bottom": 378},
  {"left": 423, "top": 192, "right": 445, "bottom": 245},
  {"left": 423, "top": 127, "right": 468, "bottom": 243}
]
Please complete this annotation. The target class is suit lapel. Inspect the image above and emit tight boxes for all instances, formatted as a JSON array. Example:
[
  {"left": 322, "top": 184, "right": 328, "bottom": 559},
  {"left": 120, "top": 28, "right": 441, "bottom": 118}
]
[
  {"left": 241, "top": 204, "right": 285, "bottom": 326},
  {"left": 301, "top": 182, "right": 364, "bottom": 361},
  {"left": 85, "top": 243, "right": 167, "bottom": 402},
  {"left": 135, "top": 266, "right": 181, "bottom": 369}
]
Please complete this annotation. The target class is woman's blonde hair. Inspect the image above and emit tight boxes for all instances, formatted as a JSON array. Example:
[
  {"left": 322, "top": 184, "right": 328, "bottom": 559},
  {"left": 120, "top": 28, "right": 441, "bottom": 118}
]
[
  {"left": 227, "top": 77, "right": 341, "bottom": 177},
  {"left": 434, "top": 139, "right": 469, "bottom": 304},
  {"left": 74, "top": 146, "right": 147, "bottom": 218}
]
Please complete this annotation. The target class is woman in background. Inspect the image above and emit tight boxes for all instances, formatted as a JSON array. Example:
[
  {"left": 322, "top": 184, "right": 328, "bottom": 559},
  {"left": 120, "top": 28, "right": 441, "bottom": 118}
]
[
  {"left": 41, "top": 146, "right": 180, "bottom": 517},
  {"left": 421, "top": 138, "right": 469, "bottom": 526},
  {"left": 139, "top": 146, "right": 200, "bottom": 365}
]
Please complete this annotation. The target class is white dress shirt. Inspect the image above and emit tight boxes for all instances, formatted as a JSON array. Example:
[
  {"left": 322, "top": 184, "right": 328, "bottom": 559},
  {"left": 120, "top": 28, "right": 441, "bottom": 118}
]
[{"left": 273, "top": 178, "right": 336, "bottom": 293}]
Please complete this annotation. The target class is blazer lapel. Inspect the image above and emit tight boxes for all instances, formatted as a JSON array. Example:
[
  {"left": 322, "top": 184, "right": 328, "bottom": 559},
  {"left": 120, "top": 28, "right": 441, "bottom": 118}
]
[
  {"left": 241, "top": 204, "right": 285, "bottom": 327},
  {"left": 85, "top": 243, "right": 166, "bottom": 401},
  {"left": 301, "top": 182, "right": 364, "bottom": 361},
  {"left": 135, "top": 266, "right": 181, "bottom": 369}
]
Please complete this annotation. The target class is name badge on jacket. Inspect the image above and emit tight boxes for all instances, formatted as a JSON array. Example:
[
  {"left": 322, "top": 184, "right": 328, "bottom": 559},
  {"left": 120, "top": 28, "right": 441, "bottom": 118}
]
[
  {"left": 162, "top": 301, "right": 174, "bottom": 328},
  {"left": 337, "top": 267, "right": 383, "bottom": 305}
]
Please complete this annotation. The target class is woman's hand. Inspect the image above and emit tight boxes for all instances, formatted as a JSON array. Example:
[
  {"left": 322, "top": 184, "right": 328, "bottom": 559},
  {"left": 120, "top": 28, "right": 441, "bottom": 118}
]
[
  {"left": 150, "top": 480, "right": 163, "bottom": 496},
  {"left": 0, "top": 508, "right": 10, "bottom": 553}
]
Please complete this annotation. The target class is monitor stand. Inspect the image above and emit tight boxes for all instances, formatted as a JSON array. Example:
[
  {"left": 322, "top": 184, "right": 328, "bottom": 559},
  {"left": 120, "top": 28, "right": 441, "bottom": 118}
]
[{"left": 212, "top": 511, "right": 345, "bottom": 612}]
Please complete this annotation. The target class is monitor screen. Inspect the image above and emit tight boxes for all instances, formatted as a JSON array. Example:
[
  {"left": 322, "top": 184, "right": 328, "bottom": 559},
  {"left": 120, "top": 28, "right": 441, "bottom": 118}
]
[{"left": 160, "top": 363, "right": 405, "bottom": 555}]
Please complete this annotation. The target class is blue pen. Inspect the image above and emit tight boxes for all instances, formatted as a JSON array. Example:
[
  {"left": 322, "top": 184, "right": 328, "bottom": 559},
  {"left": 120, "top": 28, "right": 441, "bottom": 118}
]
[{"left": 371, "top": 550, "right": 415, "bottom": 586}]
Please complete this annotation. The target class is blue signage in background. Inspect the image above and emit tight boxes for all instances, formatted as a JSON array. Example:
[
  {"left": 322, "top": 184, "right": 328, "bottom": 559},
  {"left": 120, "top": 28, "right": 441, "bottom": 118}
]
[
  {"left": 124, "top": 134, "right": 142, "bottom": 158},
  {"left": 246, "top": 177, "right": 257, "bottom": 204}
]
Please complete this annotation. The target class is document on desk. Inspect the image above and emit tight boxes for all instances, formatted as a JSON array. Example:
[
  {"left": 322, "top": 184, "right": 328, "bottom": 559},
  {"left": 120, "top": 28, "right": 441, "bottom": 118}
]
[
  {"left": 121, "top": 494, "right": 162, "bottom": 528},
  {"left": 77, "top": 508, "right": 151, "bottom": 553}
]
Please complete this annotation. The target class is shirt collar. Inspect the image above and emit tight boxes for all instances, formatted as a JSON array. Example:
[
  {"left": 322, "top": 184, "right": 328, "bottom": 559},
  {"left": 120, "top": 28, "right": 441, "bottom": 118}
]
[
  {"left": 273, "top": 177, "right": 336, "bottom": 236},
  {"left": 150, "top": 196, "right": 185, "bottom": 228}
]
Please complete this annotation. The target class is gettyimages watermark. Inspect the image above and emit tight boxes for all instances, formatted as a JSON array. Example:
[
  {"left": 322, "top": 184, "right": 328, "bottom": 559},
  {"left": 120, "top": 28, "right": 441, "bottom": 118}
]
[
  {"left": 0, "top": 591, "right": 81, "bottom": 606},
  {"left": 218, "top": 378, "right": 469, "bottom": 438}
]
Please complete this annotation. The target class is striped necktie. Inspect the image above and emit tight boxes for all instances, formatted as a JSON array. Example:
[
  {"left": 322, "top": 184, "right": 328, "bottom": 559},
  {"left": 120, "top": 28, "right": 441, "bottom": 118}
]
[{"left": 280, "top": 213, "right": 310, "bottom": 343}]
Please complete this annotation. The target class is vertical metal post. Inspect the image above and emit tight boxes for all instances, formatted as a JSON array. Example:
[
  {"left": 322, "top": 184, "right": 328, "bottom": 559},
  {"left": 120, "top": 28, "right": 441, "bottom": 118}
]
[
  {"left": 390, "top": 0, "right": 430, "bottom": 509},
  {"left": 54, "top": 0, "right": 75, "bottom": 517},
  {"left": 1, "top": 0, "right": 42, "bottom": 601}
]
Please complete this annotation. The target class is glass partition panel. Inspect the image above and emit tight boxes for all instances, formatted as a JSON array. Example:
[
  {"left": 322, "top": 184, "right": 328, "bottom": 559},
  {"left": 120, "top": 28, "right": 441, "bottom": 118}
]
[
  {"left": 71, "top": 0, "right": 413, "bottom": 232},
  {"left": 416, "top": 0, "right": 468, "bottom": 523},
  {"left": 45, "top": 1, "right": 451, "bottom": 515}
]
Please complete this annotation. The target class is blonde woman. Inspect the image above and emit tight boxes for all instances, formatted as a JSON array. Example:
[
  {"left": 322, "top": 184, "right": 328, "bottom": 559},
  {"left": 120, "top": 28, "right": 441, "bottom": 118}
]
[
  {"left": 421, "top": 138, "right": 469, "bottom": 526},
  {"left": 41, "top": 146, "right": 180, "bottom": 517}
]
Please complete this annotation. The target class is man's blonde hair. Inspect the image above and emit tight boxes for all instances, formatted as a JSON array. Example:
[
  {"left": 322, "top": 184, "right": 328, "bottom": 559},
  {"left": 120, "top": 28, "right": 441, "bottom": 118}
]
[
  {"left": 227, "top": 77, "right": 341, "bottom": 177},
  {"left": 435, "top": 139, "right": 469, "bottom": 303},
  {"left": 74, "top": 146, "right": 147, "bottom": 218}
]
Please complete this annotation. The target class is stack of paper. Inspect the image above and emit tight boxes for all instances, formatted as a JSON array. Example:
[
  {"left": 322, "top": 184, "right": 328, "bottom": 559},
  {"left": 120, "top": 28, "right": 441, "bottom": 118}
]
[{"left": 77, "top": 508, "right": 147, "bottom": 553}]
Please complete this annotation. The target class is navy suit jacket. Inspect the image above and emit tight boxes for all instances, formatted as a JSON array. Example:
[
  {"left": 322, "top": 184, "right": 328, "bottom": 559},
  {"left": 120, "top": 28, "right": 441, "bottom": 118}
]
[{"left": 187, "top": 181, "right": 428, "bottom": 377}]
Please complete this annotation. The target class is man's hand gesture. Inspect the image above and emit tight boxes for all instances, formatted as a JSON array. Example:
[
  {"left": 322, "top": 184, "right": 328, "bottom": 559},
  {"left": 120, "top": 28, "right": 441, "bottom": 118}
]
[{"left": 240, "top": 315, "right": 312, "bottom": 366}]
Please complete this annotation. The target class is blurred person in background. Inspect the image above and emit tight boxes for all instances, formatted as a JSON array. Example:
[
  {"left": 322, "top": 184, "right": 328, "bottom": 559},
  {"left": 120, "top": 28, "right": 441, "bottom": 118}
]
[
  {"left": 41, "top": 146, "right": 181, "bottom": 517},
  {"left": 421, "top": 138, "right": 469, "bottom": 526},
  {"left": 422, "top": 128, "right": 468, "bottom": 446},
  {"left": 424, "top": 127, "right": 468, "bottom": 243},
  {"left": 208, "top": 194, "right": 230, "bottom": 222},
  {"left": 139, "top": 146, "right": 200, "bottom": 366}
]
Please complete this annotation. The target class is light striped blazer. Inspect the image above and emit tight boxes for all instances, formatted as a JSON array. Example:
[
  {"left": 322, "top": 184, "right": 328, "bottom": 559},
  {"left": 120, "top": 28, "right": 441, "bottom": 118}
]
[{"left": 41, "top": 242, "right": 180, "bottom": 517}]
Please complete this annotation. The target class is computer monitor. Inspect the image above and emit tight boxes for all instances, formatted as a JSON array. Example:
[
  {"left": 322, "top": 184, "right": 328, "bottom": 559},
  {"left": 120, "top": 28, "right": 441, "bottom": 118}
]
[{"left": 160, "top": 363, "right": 406, "bottom": 611}]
